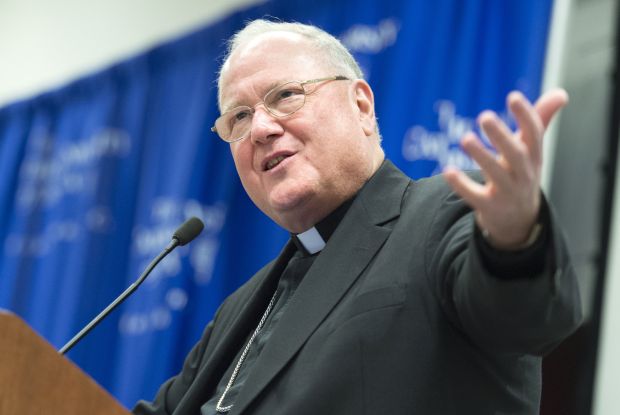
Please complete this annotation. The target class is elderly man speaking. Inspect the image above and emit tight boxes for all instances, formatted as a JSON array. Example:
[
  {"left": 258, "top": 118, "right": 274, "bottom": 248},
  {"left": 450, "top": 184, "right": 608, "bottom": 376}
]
[{"left": 134, "top": 19, "right": 582, "bottom": 415}]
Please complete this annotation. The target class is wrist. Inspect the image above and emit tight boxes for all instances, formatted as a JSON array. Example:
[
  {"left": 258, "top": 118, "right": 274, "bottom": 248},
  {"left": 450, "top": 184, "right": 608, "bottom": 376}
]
[{"left": 481, "top": 222, "right": 543, "bottom": 251}]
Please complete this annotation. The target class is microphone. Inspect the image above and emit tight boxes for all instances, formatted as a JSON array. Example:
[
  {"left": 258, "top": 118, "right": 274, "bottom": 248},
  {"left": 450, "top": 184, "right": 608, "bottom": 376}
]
[
  {"left": 173, "top": 216, "right": 205, "bottom": 246},
  {"left": 59, "top": 216, "right": 205, "bottom": 355}
]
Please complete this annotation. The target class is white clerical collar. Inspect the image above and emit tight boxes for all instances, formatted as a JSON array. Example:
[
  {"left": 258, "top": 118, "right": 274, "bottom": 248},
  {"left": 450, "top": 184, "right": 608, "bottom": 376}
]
[{"left": 295, "top": 227, "right": 326, "bottom": 255}]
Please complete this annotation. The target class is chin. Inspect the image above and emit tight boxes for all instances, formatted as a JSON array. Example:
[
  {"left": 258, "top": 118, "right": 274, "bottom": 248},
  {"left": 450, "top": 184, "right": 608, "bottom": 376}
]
[
  {"left": 269, "top": 193, "right": 307, "bottom": 212},
  {"left": 266, "top": 186, "right": 315, "bottom": 215}
]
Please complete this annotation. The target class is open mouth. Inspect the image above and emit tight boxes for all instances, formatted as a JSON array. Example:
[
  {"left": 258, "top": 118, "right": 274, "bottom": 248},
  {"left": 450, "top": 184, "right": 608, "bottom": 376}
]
[
  {"left": 263, "top": 152, "right": 294, "bottom": 171},
  {"left": 266, "top": 155, "right": 287, "bottom": 170}
]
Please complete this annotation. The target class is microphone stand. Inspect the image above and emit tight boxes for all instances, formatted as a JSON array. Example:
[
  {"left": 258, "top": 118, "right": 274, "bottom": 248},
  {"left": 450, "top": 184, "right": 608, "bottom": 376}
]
[{"left": 59, "top": 238, "right": 179, "bottom": 355}]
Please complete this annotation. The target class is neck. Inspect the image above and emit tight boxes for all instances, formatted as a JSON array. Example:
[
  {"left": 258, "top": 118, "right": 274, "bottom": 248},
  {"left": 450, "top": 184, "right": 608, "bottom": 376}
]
[
  {"left": 276, "top": 197, "right": 345, "bottom": 233},
  {"left": 277, "top": 154, "right": 385, "bottom": 233}
]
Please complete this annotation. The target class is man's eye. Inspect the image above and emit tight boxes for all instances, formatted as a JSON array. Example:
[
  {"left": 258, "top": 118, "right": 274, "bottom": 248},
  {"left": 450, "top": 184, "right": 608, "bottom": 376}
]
[
  {"left": 274, "top": 88, "right": 303, "bottom": 101},
  {"left": 232, "top": 109, "right": 251, "bottom": 123}
]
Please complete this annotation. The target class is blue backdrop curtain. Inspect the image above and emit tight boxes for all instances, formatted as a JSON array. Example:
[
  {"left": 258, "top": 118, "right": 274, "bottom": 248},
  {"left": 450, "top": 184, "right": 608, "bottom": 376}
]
[{"left": 0, "top": 0, "right": 553, "bottom": 408}]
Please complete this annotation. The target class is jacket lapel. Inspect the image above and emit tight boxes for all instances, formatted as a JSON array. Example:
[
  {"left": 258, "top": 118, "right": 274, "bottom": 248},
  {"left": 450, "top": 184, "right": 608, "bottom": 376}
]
[{"left": 232, "top": 160, "right": 411, "bottom": 414}]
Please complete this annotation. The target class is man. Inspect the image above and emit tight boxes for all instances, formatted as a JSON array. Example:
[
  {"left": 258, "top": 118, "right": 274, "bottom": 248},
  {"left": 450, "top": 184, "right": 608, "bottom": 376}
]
[{"left": 134, "top": 20, "right": 582, "bottom": 414}]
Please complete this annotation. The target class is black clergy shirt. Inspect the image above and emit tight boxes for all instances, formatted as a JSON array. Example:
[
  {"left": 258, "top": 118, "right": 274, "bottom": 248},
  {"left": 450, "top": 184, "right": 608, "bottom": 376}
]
[{"left": 200, "top": 199, "right": 353, "bottom": 414}]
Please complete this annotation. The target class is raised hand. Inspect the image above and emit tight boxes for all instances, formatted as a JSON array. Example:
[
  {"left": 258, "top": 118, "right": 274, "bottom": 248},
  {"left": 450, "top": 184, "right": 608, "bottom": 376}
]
[{"left": 443, "top": 89, "right": 569, "bottom": 250}]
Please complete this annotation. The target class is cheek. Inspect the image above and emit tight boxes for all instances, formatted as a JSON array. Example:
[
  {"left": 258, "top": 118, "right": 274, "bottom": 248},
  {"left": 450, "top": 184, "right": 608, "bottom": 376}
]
[
  {"left": 230, "top": 144, "right": 265, "bottom": 201},
  {"left": 311, "top": 112, "right": 360, "bottom": 154},
  {"left": 230, "top": 143, "right": 254, "bottom": 177}
]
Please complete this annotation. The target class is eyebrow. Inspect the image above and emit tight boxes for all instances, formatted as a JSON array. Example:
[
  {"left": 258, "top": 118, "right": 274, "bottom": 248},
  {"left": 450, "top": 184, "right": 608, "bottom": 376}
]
[{"left": 221, "top": 79, "right": 291, "bottom": 113}]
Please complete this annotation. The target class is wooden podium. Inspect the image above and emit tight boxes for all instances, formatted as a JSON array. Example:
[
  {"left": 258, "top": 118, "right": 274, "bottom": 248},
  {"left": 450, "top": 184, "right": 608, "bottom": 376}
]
[{"left": 0, "top": 311, "right": 130, "bottom": 414}]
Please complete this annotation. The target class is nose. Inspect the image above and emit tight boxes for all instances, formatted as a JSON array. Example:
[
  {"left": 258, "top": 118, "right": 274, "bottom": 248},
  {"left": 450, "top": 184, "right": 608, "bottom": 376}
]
[{"left": 249, "top": 106, "right": 284, "bottom": 145}]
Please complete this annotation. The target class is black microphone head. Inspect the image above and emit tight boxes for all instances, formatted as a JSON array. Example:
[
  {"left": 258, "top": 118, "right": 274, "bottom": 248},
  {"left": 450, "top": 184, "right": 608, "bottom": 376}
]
[{"left": 173, "top": 217, "right": 205, "bottom": 246}]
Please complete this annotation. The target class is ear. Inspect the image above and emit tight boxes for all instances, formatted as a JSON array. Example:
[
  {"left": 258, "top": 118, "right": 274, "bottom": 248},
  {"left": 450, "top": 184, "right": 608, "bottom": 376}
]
[{"left": 351, "top": 79, "right": 377, "bottom": 137}]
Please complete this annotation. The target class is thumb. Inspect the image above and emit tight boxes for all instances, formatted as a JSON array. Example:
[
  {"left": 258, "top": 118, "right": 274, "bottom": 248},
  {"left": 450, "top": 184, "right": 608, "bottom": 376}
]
[{"left": 534, "top": 88, "right": 569, "bottom": 129}]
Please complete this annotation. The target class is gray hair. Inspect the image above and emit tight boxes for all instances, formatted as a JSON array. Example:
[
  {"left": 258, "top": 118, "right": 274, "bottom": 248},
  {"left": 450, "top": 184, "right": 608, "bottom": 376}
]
[
  {"left": 216, "top": 19, "right": 381, "bottom": 141},
  {"left": 217, "top": 19, "right": 364, "bottom": 108}
]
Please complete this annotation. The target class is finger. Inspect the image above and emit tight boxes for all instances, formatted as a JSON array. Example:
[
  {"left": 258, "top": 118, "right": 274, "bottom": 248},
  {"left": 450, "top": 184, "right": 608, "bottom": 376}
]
[
  {"left": 443, "top": 167, "right": 488, "bottom": 211},
  {"left": 508, "top": 91, "right": 544, "bottom": 166},
  {"left": 460, "top": 132, "right": 512, "bottom": 189},
  {"left": 534, "top": 88, "right": 569, "bottom": 129},
  {"left": 478, "top": 110, "right": 529, "bottom": 177}
]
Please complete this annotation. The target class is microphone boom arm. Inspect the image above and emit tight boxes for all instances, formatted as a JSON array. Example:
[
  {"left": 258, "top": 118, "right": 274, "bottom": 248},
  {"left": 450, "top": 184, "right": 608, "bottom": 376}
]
[{"left": 59, "top": 239, "right": 179, "bottom": 355}]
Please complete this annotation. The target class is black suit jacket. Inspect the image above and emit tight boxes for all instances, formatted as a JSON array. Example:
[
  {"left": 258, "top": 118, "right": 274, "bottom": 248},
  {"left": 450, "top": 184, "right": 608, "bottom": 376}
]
[{"left": 134, "top": 160, "right": 582, "bottom": 415}]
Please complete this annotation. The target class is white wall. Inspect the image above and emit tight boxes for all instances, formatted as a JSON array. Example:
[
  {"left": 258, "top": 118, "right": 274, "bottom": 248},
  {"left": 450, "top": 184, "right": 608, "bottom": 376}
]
[
  {"left": 0, "top": 0, "right": 261, "bottom": 108},
  {"left": 595, "top": 153, "right": 620, "bottom": 414}
]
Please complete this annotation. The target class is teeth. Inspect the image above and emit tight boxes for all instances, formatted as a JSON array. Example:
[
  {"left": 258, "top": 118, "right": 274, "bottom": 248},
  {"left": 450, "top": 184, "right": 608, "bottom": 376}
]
[{"left": 266, "top": 155, "right": 286, "bottom": 170}]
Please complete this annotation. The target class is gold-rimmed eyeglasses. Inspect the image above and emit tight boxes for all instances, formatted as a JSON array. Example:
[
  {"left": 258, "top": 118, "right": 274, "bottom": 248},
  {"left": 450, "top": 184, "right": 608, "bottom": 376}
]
[{"left": 211, "top": 75, "right": 350, "bottom": 143}]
